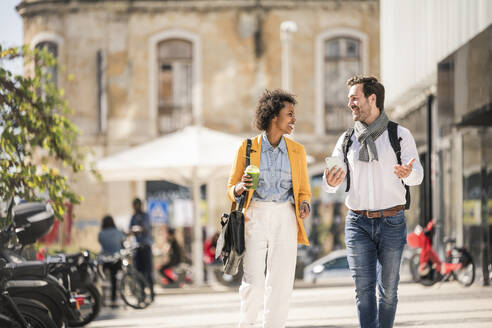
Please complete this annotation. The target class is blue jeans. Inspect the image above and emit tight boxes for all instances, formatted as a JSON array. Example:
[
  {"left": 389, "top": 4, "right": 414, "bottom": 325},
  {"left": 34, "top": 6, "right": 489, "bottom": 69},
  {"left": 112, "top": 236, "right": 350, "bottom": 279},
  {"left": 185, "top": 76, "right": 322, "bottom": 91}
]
[
  {"left": 134, "top": 244, "right": 154, "bottom": 298},
  {"left": 345, "top": 210, "right": 407, "bottom": 328}
]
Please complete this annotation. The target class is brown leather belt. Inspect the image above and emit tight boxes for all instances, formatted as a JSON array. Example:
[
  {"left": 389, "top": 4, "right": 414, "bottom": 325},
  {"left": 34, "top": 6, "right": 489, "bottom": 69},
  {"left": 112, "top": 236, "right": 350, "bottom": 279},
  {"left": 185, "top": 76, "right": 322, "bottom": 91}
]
[{"left": 351, "top": 205, "right": 405, "bottom": 218}]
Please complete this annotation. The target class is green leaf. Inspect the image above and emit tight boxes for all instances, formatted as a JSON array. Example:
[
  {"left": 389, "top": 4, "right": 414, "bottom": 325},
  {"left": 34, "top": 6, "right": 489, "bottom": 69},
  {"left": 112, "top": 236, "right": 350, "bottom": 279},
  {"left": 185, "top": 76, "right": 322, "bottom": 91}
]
[{"left": 0, "top": 46, "right": 97, "bottom": 222}]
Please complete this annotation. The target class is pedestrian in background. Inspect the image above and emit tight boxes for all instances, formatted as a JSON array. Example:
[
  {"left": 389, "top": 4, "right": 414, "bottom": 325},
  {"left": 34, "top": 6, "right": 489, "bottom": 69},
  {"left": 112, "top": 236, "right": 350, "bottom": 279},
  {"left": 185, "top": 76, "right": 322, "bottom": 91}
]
[
  {"left": 323, "top": 76, "right": 423, "bottom": 328},
  {"left": 129, "top": 198, "right": 155, "bottom": 300},
  {"left": 227, "top": 89, "right": 311, "bottom": 328},
  {"left": 98, "top": 215, "right": 125, "bottom": 308},
  {"left": 158, "top": 227, "right": 184, "bottom": 284}
]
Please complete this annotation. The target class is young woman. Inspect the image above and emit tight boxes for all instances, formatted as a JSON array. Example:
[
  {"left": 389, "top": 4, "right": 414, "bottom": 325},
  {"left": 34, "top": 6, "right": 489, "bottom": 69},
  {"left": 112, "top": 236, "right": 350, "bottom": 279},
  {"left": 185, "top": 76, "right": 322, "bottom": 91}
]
[
  {"left": 98, "top": 215, "right": 125, "bottom": 307},
  {"left": 227, "top": 89, "right": 311, "bottom": 328}
]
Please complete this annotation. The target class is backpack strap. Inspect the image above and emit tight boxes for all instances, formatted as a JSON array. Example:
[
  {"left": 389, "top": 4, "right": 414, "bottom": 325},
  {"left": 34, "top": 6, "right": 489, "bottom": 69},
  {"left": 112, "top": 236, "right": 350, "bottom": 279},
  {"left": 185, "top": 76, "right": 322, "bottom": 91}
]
[
  {"left": 342, "top": 128, "right": 354, "bottom": 192},
  {"left": 237, "top": 139, "right": 252, "bottom": 211},
  {"left": 387, "top": 121, "right": 411, "bottom": 210},
  {"left": 387, "top": 121, "right": 401, "bottom": 164}
]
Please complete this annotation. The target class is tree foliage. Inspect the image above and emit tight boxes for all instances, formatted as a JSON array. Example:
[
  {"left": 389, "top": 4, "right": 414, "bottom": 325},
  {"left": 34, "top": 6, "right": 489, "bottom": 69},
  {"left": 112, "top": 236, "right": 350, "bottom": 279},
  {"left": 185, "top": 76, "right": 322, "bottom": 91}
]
[{"left": 0, "top": 45, "right": 94, "bottom": 223}]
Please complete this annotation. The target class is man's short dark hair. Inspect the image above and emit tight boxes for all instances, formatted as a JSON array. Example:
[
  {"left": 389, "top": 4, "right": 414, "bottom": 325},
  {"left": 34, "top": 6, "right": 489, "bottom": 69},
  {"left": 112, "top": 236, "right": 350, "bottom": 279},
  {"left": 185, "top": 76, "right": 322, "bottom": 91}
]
[
  {"left": 133, "top": 198, "right": 141, "bottom": 207},
  {"left": 132, "top": 198, "right": 142, "bottom": 212},
  {"left": 254, "top": 89, "right": 296, "bottom": 131},
  {"left": 347, "top": 76, "right": 385, "bottom": 112}
]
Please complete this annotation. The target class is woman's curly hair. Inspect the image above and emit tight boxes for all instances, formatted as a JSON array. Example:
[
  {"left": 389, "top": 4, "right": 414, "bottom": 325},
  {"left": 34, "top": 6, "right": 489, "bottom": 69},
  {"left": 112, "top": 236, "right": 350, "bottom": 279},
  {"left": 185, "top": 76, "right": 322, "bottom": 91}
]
[{"left": 254, "top": 89, "right": 297, "bottom": 131}]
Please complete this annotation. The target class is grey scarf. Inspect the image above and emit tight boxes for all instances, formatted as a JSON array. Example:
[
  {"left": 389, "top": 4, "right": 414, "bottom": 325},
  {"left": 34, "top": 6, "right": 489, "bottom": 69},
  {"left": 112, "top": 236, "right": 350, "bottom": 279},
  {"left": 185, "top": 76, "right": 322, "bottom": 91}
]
[{"left": 354, "top": 112, "right": 389, "bottom": 162}]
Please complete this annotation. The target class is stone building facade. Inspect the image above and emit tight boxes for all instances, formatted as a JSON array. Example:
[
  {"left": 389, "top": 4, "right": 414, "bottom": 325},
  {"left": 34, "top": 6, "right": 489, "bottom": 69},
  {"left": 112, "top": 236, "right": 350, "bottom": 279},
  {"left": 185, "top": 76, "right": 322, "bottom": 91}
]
[{"left": 17, "top": 0, "right": 380, "bottom": 251}]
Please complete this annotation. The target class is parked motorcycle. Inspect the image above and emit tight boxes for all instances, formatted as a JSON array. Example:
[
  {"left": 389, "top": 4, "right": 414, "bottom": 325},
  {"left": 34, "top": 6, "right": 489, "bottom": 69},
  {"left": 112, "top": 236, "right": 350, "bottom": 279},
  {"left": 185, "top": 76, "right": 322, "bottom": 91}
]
[
  {"left": 1, "top": 201, "right": 81, "bottom": 327},
  {"left": 0, "top": 259, "right": 58, "bottom": 328},
  {"left": 47, "top": 251, "right": 102, "bottom": 327},
  {"left": 159, "top": 262, "right": 194, "bottom": 288}
]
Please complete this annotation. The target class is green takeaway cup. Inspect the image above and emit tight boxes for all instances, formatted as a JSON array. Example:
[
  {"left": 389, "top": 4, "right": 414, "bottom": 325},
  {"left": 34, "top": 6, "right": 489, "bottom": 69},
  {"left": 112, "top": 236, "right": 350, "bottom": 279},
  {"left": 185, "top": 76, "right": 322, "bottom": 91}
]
[{"left": 245, "top": 165, "right": 260, "bottom": 190}]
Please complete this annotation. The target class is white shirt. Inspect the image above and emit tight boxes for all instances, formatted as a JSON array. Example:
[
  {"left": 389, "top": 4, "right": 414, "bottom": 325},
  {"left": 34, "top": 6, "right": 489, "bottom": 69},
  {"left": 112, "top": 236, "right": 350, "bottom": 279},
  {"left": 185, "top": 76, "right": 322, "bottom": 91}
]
[{"left": 322, "top": 125, "right": 424, "bottom": 211}]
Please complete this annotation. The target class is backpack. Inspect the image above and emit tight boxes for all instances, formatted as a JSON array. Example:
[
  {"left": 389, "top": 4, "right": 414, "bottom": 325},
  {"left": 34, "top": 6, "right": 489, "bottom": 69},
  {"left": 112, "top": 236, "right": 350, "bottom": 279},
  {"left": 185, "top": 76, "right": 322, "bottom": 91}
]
[{"left": 341, "top": 121, "right": 411, "bottom": 209}]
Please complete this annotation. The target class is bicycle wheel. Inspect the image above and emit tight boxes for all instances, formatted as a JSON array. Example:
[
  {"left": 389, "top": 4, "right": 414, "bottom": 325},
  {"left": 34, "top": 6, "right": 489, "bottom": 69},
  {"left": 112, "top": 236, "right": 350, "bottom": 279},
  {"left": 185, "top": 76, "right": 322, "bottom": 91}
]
[
  {"left": 408, "top": 253, "right": 420, "bottom": 282},
  {"left": 16, "top": 299, "right": 58, "bottom": 328},
  {"left": 456, "top": 258, "right": 475, "bottom": 287},
  {"left": 119, "top": 269, "right": 152, "bottom": 309},
  {"left": 68, "top": 284, "right": 102, "bottom": 327}
]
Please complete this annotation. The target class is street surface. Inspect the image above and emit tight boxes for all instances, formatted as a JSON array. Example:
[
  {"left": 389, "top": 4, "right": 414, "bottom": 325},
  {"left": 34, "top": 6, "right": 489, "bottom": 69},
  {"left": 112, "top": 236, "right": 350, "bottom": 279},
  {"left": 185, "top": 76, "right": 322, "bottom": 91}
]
[{"left": 88, "top": 278, "right": 492, "bottom": 328}]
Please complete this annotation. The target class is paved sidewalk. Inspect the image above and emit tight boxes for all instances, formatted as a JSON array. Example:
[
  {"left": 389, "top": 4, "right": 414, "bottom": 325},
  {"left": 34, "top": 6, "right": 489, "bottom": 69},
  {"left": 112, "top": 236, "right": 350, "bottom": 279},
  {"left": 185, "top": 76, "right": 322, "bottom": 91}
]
[{"left": 89, "top": 278, "right": 492, "bottom": 327}]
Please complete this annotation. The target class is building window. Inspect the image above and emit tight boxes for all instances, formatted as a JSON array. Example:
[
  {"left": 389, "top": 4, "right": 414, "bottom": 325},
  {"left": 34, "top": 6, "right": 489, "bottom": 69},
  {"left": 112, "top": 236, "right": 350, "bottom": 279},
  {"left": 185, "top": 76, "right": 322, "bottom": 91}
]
[
  {"left": 323, "top": 37, "right": 361, "bottom": 134},
  {"left": 35, "top": 41, "right": 58, "bottom": 88},
  {"left": 157, "top": 39, "right": 193, "bottom": 134}
]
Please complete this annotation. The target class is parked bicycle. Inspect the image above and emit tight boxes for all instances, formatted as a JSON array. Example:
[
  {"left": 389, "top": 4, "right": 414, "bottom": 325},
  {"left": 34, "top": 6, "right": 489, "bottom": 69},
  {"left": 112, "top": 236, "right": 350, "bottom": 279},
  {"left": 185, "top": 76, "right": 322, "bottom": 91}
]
[
  {"left": 407, "top": 220, "right": 475, "bottom": 286},
  {"left": 97, "top": 241, "right": 153, "bottom": 309}
]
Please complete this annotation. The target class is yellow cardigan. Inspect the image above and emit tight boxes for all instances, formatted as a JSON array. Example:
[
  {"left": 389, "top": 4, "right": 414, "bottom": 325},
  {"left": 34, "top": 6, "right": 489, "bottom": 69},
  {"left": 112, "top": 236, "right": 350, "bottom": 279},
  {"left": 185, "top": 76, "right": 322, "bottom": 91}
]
[{"left": 227, "top": 134, "right": 311, "bottom": 246}]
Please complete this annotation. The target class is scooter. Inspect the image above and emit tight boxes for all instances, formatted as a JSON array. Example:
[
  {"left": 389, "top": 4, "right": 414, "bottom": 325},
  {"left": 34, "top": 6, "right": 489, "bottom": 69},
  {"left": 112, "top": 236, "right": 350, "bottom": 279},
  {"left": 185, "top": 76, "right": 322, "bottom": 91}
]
[
  {"left": 407, "top": 220, "right": 475, "bottom": 286},
  {"left": 1, "top": 201, "right": 81, "bottom": 327}
]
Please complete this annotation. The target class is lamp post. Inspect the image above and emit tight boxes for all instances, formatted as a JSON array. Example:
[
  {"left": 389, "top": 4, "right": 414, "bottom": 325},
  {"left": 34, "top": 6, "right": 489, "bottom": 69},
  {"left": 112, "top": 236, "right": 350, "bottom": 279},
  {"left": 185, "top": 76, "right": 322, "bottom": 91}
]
[{"left": 280, "top": 21, "right": 297, "bottom": 92}]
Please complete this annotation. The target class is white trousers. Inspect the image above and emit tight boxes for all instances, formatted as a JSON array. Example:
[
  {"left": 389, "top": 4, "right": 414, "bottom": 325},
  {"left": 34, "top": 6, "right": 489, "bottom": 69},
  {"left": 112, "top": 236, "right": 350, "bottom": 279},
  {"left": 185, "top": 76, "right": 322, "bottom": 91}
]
[{"left": 238, "top": 201, "right": 298, "bottom": 328}]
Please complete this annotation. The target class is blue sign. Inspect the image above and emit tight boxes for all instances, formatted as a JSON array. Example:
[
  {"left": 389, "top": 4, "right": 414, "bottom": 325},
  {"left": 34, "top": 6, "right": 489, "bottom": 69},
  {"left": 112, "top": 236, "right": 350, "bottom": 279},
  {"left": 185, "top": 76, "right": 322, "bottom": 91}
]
[{"left": 148, "top": 200, "right": 169, "bottom": 224}]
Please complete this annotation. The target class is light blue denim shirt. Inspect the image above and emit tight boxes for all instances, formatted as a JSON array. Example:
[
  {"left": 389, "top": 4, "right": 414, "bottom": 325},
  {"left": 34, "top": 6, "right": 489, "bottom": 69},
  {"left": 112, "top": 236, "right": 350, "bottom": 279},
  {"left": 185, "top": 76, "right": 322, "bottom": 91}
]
[
  {"left": 252, "top": 134, "right": 294, "bottom": 204},
  {"left": 98, "top": 228, "right": 125, "bottom": 255}
]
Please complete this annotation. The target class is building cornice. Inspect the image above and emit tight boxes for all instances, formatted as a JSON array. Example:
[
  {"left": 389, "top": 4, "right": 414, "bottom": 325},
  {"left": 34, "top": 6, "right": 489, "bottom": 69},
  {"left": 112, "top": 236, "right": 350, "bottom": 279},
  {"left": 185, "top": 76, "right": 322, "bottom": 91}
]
[{"left": 17, "top": 0, "right": 377, "bottom": 16}]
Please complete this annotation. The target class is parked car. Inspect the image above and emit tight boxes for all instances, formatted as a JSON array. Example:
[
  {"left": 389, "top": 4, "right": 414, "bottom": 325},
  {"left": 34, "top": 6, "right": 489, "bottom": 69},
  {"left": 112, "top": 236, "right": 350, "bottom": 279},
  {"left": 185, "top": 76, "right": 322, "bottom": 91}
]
[{"left": 303, "top": 249, "right": 350, "bottom": 284}]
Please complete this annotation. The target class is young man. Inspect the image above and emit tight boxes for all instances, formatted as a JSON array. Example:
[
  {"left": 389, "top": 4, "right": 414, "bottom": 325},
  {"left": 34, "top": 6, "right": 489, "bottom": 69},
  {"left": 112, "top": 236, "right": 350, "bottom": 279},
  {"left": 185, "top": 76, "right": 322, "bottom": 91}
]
[
  {"left": 323, "top": 76, "right": 423, "bottom": 328},
  {"left": 129, "top": 198, "right": 155, "bottom": 300}
]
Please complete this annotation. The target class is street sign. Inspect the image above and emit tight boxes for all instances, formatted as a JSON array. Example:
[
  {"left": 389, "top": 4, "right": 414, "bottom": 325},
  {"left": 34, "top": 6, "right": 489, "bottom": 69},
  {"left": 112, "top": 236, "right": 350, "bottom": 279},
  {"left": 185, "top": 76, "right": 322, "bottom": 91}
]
[{"left": 148, "top": 199, "right": 169, "bottom": 224}]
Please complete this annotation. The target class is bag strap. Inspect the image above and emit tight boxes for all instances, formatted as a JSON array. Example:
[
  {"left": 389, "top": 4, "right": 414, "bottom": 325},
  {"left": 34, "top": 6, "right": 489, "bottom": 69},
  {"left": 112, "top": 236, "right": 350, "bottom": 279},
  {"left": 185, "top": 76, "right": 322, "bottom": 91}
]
[
  {"left": 342, "top": 128, "right": 354, "bottom": 192},
  {"left": 342, "top": 122, "right": 410, "bottom": 209},
  {"left": 387, "top": 121, "right": 411, "bottom": 210},
  {"left": 237, "top": 139, "right": 252, "bottom": 211}
]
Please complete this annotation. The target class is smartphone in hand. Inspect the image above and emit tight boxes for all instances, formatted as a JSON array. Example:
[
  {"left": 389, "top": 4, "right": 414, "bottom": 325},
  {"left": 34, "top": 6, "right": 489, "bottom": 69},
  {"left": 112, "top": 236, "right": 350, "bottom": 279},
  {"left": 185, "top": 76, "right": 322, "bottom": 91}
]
[{"left": 325, "top": 156, "right": 346, "bottom": 174}]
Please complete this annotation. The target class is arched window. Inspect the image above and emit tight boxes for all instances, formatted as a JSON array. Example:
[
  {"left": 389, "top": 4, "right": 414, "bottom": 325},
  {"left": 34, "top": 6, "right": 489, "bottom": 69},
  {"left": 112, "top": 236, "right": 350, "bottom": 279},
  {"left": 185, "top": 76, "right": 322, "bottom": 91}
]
[
  {"left": 157, "top": 39, "right": 193, "bottom": 134},
  {"left": 35, "top": 41, "right": 58, "bottom": 88},
  {"left": 323, "top": 37, "right": 361, "bottom": 133},
  {"left": 315, "top": 29, "right": 367, "bottom": 135}
]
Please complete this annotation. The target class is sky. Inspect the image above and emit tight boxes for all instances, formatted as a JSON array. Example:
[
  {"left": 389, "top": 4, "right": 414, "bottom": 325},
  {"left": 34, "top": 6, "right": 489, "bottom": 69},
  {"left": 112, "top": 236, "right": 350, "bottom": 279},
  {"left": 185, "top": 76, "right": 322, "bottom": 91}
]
[{"left": 0, "top": 0, "right": 24, "bottom": 75}]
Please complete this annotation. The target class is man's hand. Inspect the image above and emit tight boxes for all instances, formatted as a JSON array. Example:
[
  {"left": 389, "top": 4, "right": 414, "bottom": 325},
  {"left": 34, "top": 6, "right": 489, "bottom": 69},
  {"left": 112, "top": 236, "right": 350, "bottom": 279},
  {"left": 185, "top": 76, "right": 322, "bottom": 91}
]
[
  {"left": 234, "top": 173, "right": 252, "bottom": 196},
  {"left": 299, "top": 202, "right": 310, "bottom": 220},
  {"left": 325, "top": 166, "right": 346, "bottom": 187},
  {"left": 394, "top": 158, "right": 416, "bottom": 179}
]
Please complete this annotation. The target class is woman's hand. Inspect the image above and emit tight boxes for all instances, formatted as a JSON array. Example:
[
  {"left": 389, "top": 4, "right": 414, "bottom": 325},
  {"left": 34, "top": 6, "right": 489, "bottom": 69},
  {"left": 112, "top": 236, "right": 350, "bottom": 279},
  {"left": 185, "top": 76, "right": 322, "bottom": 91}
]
[
  {"left": 299, "top": 202, "right": 310, "bottom": 220},
  {"left": 234, "top": 173, "right": 252, "bottom": 197}
]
